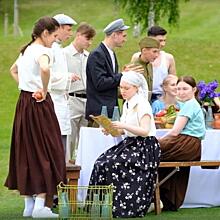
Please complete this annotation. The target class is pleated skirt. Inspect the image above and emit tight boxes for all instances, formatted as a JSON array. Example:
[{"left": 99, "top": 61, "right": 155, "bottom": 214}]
[{"left": 5, "top": 91, "right": 66, "bottom": 196}]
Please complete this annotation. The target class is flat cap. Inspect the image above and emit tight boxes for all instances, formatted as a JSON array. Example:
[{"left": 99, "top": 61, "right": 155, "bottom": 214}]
[
  {"left": 139, "top": 37, "right": 160, "bottom": 49},
  {"left": 103, "top": 18, "right": 129, "bottom": 35},
  {"left": 53, "top": 14, "right": 77, "bottom": 25}
]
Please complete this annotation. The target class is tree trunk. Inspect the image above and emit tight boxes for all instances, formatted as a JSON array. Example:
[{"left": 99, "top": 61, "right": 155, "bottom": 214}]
[
  {"left": 133, "top": 23, "right": 141, "bottom": 38},
  {"left": 13, "top": 0, "right": 19, "bottom": 36},
  {"left": 148, "top": 0, "right": 155, "bottom": 29},
  {"left": 4, "top": 13, "right": 8, "bottom": 37}
]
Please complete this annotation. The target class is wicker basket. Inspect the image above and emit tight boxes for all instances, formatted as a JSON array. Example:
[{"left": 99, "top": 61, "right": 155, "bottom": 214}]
[{"left": 57, "top": 182, "right": 113, "bottom": 219}]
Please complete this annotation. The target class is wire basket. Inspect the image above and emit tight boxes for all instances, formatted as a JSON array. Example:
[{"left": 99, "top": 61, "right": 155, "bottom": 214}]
[{"left": 57, "top": 182, "right": 113, "bottom": 219}]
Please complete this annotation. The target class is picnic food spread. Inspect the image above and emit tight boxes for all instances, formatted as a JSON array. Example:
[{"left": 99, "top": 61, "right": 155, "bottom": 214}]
[{"left": 154, "top": 105, "right": 179, "bottom": 129}]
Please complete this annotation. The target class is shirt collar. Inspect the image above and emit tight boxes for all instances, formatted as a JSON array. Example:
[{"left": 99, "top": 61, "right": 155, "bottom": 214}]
[
  {"left": 55, "top": 39, "right": 62, "bottom": 44},
  {"left": 69, "top": 43, "right": 89, "bottom": 57},
  {"left": 102, "top": 42, "right": 114, "bottom": 56},
  {"left": 138, "top": 56, "right": 149, "bottom": 65},
  {"left": 52, "top": 41, "right": 62, "bottom": 49},
  {"left": 126, "top": 93, "right": 139, "bottom": 110}
]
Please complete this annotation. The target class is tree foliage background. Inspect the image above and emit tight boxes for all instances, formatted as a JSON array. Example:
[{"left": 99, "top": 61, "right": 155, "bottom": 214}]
[{"left": 114, "top": 0, "right": 190, "bottom": 32}]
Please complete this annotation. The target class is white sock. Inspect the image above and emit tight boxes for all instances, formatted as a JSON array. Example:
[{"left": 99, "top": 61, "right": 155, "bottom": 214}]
[
  {"left": 24, "top": 196, "right": 34, "bottom": 211},
  {"left": 33, "top": 197, "right": 45, "bottom": 210}
]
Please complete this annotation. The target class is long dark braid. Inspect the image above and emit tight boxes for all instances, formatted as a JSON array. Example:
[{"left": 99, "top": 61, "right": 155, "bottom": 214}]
[{"left": 20, "top": 33, "right": 35, "bottom": 55}]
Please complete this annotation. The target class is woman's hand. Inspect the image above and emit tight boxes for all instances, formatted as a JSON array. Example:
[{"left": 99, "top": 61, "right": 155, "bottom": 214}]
[
  {"left": 111, "top": 121, "right": 126, "bottom": 129},
  {"left": 101, "top": 128, "right": 110, "bottom": 136},
  {"left": 32, "top": 89, "right": 47, "bottom": 102}
]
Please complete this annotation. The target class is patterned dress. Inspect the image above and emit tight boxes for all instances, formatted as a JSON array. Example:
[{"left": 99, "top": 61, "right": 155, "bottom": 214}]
[{"left": 89, "top": 94, "right": 160, "bottom": 218}]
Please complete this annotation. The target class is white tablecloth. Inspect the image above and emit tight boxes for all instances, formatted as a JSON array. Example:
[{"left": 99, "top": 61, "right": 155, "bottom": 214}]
[{"left": 76, "top": 128, "right": 220, "bottom": 208}]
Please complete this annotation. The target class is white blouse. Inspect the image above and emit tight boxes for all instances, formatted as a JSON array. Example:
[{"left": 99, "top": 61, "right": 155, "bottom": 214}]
[
  {"left": 16, "top": 44, "right": 53, "bottom": 92},
  {"left": 120, "top": 94, "right": 156, "bottom": 137}
]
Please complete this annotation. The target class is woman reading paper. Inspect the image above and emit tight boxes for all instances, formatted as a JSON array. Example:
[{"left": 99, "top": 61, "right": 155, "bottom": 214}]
[{"left": 88, "top": 71, "right": 160, "bottom": 218}]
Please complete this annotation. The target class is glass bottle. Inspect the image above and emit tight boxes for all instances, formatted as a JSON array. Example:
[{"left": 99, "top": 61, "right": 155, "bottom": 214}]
[
  {"left": 111, "top": 106, "right": 120, "bottom": 121},
  {"left": 101, "top": 194, "right": 110, "bottom": 219},
  {"left": 91, "top": 193, "right": 100, "bottom": 219},
  {"left": 202, "top": 106, "right": 206, "bottom": 120},
  {"left": 205, "top": 105, "right": 214, "bottom": 129},
  {"left": 101, "top": 106, "right": 108, "bottom": 118},
  {"left": 59, "top": 192, "right": 70, "bottom": 218}
]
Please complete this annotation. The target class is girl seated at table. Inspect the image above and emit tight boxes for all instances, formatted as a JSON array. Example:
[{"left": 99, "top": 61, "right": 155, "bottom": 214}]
[
  {"left": 152, "top": 75, "right": 180, "bottom": 115},
  {"left": 158, "top": 75, "right": 206, "bottom": 211},
  {"left": 88, "top": 71, "right": 160, "bottom": 218}
]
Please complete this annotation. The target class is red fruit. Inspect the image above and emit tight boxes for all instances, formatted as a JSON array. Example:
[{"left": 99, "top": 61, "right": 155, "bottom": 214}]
[
  {"left": 35, "top": 92, "right": 43, "bottom": 100},
  {"left": 155, "top": 110, "right": 167, "bottom": 117}
]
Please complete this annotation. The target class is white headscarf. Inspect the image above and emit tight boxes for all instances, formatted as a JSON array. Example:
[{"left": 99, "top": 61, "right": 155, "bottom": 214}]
[{"left": 121, "top": 71, "right": 149, "bottom": 99}]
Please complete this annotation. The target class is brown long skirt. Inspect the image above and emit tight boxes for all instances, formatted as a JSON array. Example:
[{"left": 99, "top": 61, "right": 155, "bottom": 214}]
[
  {"left": 158, "top": 134, "right": 201, "bottom": 211},
  {"left": 5, "top": 91, "right": 66, "bottom": 196}
]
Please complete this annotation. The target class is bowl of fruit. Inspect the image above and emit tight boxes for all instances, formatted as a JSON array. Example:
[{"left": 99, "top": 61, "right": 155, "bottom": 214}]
[{"left": 154, "top": 105, "right": 179, "bottom": 129}]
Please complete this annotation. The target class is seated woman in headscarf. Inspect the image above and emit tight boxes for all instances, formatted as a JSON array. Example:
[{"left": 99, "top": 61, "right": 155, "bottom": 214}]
[
  {"left": 151, "top": 75, "right": 181, "bottom": 115},
  {"left": 158, "top": 76, "right": 206, "bottom": 211},
  {"left": 88, "top": 70, "right": 160, "bottom": 218}
]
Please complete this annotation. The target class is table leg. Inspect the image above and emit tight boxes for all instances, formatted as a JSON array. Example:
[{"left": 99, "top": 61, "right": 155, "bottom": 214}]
[
  {"left": 154, "top": 175, "right": 161, "bottom": 215},
  {"left": 66, "top": 164, "right": 81, "bottom": 214}
]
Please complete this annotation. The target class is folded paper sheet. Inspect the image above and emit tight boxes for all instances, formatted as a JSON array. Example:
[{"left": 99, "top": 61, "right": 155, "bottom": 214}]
[{"left": 90, "top": 115, "right": 121, "bottom": 137}]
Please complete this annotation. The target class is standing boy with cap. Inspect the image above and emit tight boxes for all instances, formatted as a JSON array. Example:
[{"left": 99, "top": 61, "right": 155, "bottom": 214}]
[
  {"left": 130, "top": 37, "right": 160, "bottom": 101},
  {"left": 51, "top": 14, "right": 79, "bottom": 156},
  {"left": 48, "top": 13, "right": 79, "bottom": 209},
  {"left": 86, "top": 18, "right": 129, "bottom": 125}
]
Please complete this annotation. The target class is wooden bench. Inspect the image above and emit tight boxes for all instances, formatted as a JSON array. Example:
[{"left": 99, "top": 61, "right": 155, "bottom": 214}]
[{"left": 154, "top": 160, "right": 220, "bottom": 215}]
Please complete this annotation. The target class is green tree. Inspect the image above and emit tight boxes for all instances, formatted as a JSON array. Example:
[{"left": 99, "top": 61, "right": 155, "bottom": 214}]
[{"left": 114, "top": 0, "right": 189, "bottom": 32}]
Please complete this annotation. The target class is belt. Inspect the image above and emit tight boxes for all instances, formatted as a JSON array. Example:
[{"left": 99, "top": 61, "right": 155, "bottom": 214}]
[{"left": 69, "top": 92, "right": 87, "bottom": 99}]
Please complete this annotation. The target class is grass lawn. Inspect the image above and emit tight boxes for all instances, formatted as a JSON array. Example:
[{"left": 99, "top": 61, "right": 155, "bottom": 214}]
[{"left": 1, "top": 0, "right": 220, "bottom": 219}]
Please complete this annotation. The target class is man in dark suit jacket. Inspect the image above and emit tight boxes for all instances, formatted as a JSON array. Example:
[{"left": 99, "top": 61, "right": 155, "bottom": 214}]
[{"left": 86, "top": 18, "right": 129, "bottom": 124}]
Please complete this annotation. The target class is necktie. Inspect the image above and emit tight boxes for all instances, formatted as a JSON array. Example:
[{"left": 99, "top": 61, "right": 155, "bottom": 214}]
[{"left": 114, "top": 52, "right": 118, "bottom": 73}]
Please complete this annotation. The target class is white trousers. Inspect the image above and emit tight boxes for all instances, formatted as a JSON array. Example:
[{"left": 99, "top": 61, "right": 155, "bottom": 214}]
[{"left": 66, "top": 96, "right": 88, "bottom": 162}]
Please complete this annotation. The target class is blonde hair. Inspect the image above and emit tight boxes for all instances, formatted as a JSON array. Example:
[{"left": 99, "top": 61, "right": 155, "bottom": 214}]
[{"left": 162, "top": 75, "right": 178, "bottom": 88}]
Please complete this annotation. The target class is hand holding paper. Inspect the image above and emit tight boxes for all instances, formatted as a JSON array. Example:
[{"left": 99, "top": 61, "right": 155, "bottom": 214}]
[{"left": 89, "top": 115, "right": 121, "bottom": 137}]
